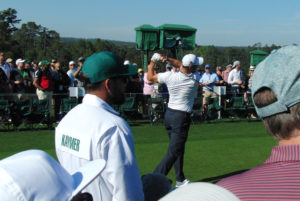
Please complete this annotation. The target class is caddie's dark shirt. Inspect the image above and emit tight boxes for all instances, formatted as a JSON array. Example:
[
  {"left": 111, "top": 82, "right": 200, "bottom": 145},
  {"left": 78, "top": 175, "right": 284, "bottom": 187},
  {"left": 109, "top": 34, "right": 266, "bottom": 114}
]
[
  {"left": 10, "top": 68, "right": 25, "bottom": 93},
  {"left": 0, "top": 67, "right": 9, "bottom": 93}
]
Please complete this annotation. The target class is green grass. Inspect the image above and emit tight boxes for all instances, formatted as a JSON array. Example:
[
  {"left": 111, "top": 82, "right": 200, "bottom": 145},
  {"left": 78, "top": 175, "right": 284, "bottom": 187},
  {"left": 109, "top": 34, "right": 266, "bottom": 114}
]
[{"left": 0, "top": 120, "right": 277, "bottom": 183}]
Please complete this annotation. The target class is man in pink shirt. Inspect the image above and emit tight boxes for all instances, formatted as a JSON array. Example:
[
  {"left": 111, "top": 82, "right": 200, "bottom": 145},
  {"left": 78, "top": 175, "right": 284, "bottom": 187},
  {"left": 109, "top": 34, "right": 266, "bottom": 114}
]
[
  {"left": 217, "top": 45, "right": 300, "bottom": 201},
  {"left": 221, "top": 64, "right": 232, "bottom": 83}
]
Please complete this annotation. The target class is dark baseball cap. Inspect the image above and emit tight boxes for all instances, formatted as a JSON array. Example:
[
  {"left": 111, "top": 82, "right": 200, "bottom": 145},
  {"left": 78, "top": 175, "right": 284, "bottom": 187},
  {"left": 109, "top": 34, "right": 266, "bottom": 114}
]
[
  {"left": 205, "top": 64, "right": 211, "bottom": 69},
  {"left": 82, "top": 51, "right": 138, "bottom": 83},
  {"left": 24, "top": 59, "right": 31, "bottom": 64}
]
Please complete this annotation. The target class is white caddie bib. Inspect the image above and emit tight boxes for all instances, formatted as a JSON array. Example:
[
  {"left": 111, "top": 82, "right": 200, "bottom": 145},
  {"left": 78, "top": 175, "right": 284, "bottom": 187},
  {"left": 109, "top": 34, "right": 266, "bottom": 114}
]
[{"left": 56, "top": 129, "right": 92, "bottom": 160}]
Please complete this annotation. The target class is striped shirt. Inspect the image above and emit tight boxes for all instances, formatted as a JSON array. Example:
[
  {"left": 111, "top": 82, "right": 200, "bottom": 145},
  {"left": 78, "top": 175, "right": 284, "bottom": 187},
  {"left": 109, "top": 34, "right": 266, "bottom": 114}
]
[{"left": 217, "top": 145, "right": 300, "bottom": 201}]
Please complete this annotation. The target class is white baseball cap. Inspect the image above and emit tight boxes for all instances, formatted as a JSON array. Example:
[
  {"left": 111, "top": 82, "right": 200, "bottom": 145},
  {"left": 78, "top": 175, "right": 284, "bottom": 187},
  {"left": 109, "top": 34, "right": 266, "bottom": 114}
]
[
  {"left": 0, "top": 150, "right": 106, "bottom": 201},
  {"left": 124, "top": 60, "right": 131, "bottom": 65},
  {"left": 226, "top": 64, "right": 233, "bottom": 68},
  {"left": 182, "top": 54, "right": 204, "bottom": 67},
  {"left": 69, "top": 61, "right": 76, "bottom": 65},
  {"left": 159, "top": 182, "right": 240, "bottom": 201},
  {"left": 15, "top": 58, "right": 25, "bottom": 65},
  {"left": 232, "top": 60, "right": 240, "bottom": 68}
]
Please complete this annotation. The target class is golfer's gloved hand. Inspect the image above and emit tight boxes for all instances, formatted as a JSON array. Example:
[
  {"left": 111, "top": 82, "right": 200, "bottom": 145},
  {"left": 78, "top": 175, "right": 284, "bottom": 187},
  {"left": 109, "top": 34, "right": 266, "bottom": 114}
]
[{"left": 151, "top": 53, "right": 161, "bottom": 62}]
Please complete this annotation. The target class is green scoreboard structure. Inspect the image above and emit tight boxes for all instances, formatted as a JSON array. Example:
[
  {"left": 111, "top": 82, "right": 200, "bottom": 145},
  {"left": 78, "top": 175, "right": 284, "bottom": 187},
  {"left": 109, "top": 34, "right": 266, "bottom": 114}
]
[
  {"left": 250, "top": 50, "right": 268, "bottom": 67},
  {"left": 135, "top": 24, "right": 197, "bottom": 70}
]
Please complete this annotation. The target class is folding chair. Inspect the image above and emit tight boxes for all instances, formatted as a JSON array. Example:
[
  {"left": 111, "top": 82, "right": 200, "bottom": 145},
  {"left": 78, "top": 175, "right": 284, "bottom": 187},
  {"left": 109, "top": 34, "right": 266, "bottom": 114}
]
[
  {"left": 0, "top": 99, "right": 11, "bottom": 130},
  {"left": 148, "top": 97, "right": 166, "bottom": 124},
  {"left": 61, "top": 98, "right": 78, "bottom": 117},
  {"left": 29, "top": 99, "right": 51, "bottom": 129},
  {"left": 206, "top": 97, "right": 222, "bottom": 121},
  {"left": 246, "top": 97, "right": 258, "bottom": 120},
  {"left": 10, "top": 99, "right": 31, "bottom": 129},
  {"left": 119, "top": 96, "right": 137, "bottom": 120},
  {"left": 225, "top": 96, "right": 247, "bottom": 120}
]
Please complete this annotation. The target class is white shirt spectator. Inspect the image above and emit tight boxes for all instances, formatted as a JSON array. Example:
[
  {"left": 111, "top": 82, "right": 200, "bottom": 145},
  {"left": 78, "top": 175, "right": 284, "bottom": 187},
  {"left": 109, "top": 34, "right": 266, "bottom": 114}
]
[{"left": 228, "top": 68, "right": 243, "bottom": 87}]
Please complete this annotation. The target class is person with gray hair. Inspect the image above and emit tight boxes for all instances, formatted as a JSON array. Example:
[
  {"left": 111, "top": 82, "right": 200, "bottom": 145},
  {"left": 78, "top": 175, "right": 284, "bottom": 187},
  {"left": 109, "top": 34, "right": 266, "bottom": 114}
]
[
  {"left": 222, "top": 64, "right": 232, "bottom": 83},
  {"left": 217, "top": 45, "right": 300, "bottom": 200}
]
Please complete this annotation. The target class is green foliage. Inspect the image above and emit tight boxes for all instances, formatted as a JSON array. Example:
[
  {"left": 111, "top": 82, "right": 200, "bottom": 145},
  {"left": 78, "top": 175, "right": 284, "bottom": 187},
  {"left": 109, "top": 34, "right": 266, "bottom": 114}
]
[
  {"left": 0, "top": 8, "right": 20, "bottom": 42},
  {"left": 12, "top": 21, "right": 63, "bottom": 63},
  {"left": 0, "top": 8, "right": 281, "bottom": 72}
]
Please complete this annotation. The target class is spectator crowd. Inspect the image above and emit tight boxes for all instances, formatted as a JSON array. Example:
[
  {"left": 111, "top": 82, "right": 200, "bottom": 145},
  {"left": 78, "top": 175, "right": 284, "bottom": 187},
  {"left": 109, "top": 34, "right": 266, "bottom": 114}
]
[
  {"left": 0, "top": 51, "right": 85, "bottom": 121},
  {"left": 0, "top": 50, "right": 258, "bottom": 123}
]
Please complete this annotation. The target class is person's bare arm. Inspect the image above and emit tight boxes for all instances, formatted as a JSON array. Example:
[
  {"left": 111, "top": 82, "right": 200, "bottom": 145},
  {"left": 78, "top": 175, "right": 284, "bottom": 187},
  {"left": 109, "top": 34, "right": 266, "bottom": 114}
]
[
  {"left": 162, "top": 56, "right": 182, "bottom": 68},
  {"left": 147, "top": 61, "right": 158, "bottom": 83},
  {"left": 73, "top": 66, "right": 82, "bottom": 78},
  {"left": 33, "top": 77, "right": 43, "bottom": 91}
]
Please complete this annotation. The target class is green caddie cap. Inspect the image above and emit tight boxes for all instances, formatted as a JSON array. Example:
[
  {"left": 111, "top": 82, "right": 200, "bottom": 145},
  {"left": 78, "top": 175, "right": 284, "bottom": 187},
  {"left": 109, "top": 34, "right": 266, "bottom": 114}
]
[
  {"left": 24, "top": 59, "right": 31, "bottom": 64},
  {"left": 40, "top": 60, "right": 50, "bottom": 66},
  {"left": 82, "top": 51, "right": 138, "bottom": 83}
]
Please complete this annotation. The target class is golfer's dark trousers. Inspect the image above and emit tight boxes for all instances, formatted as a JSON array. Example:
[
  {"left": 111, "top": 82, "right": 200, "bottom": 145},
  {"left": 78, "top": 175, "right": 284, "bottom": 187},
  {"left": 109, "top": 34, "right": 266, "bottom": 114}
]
[{"left": 154, "top": 107, "right": 191, "bottom": 182}]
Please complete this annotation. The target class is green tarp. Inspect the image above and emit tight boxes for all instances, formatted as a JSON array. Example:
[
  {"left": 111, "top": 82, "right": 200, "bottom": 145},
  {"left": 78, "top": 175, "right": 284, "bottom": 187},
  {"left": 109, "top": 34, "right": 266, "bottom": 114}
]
[
  {"left": 250, "top": 50, "right": 268, "bottom": 66},
  {"left": 135, "top": 24, "right": 197, "bottom": 51},
  {"left": 135, "top": 24, "right": 159, "bottom": 51},
  {"left": 158, "top": 24, "right": 197, "bottom": 49}
]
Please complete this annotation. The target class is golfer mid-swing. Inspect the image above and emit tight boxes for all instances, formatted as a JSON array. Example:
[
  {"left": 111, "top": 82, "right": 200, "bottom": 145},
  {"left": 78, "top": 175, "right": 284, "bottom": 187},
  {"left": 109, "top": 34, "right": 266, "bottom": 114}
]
[{"left": 148, "top": 53, "right": 203, "bottom": 187}]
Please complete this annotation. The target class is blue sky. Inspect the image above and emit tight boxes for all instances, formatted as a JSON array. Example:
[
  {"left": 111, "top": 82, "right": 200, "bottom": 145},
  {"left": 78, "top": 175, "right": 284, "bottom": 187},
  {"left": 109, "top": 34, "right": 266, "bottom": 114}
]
[{"left": 1, "top": 0, "right": 300, "bottom": 46}]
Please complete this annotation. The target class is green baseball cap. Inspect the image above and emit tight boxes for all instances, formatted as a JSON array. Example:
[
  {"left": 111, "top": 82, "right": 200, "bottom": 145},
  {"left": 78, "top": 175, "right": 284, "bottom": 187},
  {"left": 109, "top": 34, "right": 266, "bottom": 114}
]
[
  {"left": 24, "top": 59, "right": 31, "bottom": 64},
  {"left": 40, "top": 60, "right": 50, "bottom": 66},
  {"left": 82, "top": 51, "right": 138, "bottom": 83}
]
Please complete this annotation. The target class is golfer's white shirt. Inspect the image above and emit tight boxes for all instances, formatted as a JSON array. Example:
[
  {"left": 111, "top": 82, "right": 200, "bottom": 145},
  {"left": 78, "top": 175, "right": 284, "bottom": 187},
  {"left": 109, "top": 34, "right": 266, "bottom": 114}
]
[
  {"left": 158, "top": 71, "right": 201, "bottom": 113},
  {"left": 55, "top": 94, "right": 144, "bottom": 201}
]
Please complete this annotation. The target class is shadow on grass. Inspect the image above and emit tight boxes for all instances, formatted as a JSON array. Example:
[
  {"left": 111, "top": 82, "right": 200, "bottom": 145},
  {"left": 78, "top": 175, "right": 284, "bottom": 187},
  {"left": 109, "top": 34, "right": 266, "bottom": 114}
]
[
  {"left": 0, "top": 124, "right": 55, "bottom": 132},
  {"left": 197, "top": 169, "right": 248, "bottom": 183},
  {"left": 128, "top": 119, "right": 165, "bottom": 127},
  {"left": 190, "top": 117, "right": 262, "bottom": 125}
]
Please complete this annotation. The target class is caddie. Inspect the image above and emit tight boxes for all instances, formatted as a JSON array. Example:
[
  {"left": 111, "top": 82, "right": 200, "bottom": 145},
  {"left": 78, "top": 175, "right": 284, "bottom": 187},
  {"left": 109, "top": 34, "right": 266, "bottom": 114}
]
[
  {"left": 55, "top": 51, "right": 144, "bottom": 201},
  {"left": 148, "top": 53, "right": 203, "bottom": 187}
]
